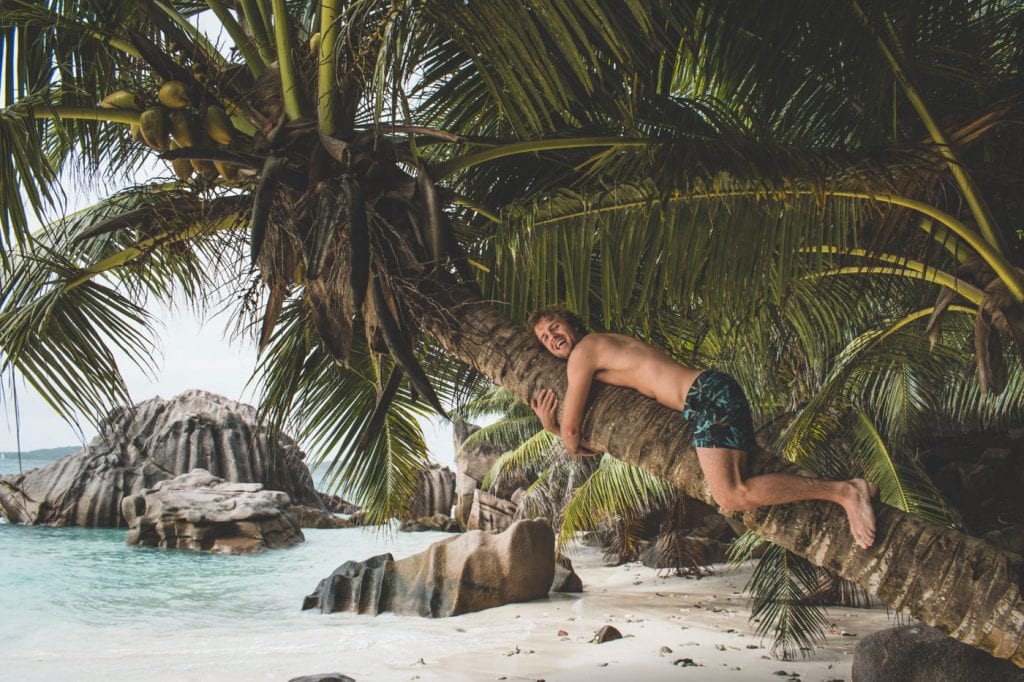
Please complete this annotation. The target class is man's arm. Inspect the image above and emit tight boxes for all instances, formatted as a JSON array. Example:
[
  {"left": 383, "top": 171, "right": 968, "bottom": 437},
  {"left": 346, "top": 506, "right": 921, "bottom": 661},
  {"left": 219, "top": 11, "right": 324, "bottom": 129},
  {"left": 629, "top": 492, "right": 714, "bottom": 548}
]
[
  {"left": 530, "top": 387, "right": 601, "bottom": 456},
  {"left": 529, "top": 337, "right": 602, "bottom": 455},
  {"left": 560, "top": 341, "right": 596, "bottom": 454}
]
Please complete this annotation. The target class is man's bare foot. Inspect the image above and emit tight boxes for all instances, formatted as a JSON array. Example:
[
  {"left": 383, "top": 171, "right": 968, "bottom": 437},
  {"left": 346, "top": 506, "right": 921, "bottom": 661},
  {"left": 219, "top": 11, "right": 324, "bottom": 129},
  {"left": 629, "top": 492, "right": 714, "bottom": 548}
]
[{"left": 843, "top": 479, "right": 878, "bottom": 549}]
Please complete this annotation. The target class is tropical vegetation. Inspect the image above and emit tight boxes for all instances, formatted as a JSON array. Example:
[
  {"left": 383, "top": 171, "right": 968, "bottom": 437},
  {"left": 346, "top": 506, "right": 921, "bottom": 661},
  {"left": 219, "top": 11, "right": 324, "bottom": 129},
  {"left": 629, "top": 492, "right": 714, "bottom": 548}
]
[{"left": 1, "top": 0, "right": 1023, "bottom": 665}]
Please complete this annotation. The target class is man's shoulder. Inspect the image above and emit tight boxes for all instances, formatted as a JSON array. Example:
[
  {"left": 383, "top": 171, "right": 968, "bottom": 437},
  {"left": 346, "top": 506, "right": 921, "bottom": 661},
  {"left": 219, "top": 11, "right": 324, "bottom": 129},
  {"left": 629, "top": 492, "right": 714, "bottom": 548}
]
[
  {"left": 573, "top": 333, "right": 616, "bottom": 352},
  {"left": 579, "top": 332, "right": 637, "bottom": 349},
  {"left": 568, "top": 333, "right": 620, "bottom": 365}
]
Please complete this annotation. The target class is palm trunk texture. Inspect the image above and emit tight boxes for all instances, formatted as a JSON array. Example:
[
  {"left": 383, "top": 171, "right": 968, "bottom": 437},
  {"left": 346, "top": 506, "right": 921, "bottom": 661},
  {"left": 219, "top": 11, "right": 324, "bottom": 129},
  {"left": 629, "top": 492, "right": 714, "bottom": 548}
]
[{"left": 417, "top": 289, "right": 1024, "bottom": 666}]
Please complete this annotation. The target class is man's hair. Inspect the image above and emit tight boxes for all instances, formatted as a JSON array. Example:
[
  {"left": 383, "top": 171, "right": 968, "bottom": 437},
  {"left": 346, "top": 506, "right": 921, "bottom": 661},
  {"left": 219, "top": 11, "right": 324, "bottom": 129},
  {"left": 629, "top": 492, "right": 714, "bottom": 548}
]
[{"left": 527, "top": 305, "right": 589, "bottom": 339}]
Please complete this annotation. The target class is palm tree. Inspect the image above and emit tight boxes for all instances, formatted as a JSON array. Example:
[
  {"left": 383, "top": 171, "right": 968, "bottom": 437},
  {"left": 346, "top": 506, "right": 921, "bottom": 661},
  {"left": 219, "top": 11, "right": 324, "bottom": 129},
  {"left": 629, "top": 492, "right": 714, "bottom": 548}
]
[{"left": 2, "top": 0, "right": 1023, "bottom": 664}]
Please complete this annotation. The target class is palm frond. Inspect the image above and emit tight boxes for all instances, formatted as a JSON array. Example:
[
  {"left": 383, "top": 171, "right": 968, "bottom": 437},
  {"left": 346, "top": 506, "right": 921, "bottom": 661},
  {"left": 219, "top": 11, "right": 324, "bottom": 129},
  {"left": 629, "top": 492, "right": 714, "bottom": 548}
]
[
  {"left": 851, "top": 410, "right": 961, "bottom": 528},
  {"left": 556, "top": 454, "right": 675, "bottom": 548},
  {"left": 458, "top": 414, "right": 540, "bottom": 457},
  {"left": 514, "top": 452, "right": 601, "bottom": 530},
  {"left": 776, "top": 317, "right": 961, "bottom": 474},
  {"left": 252, "top": 295, "right": 431, "bottom": 522},
  {"left": 0, "top": 104, "right": 61, "bottom": 254},
  {"left": 481, "top": 428, "right": 560, "bottom": 490},
  {"left": 938, "top": 316, "right": 1024, "bottom": 428},
  {"left": 728, "top": 529, "right": 766, "bottom": 564},
  {"left": 0, "top": 175, "right": 251, "bottom": 429},
  {"left": 453, "top": 384, "right": 527, "bottom": 422},
  {"left": 411, "top": 0, "right": 665, "bottom": 137},
  {"left": 482, "top": 178, "right": 908, "bottom": 329},
  {"left": 744, "top": 543, "right": 831, "bottom": 661},
  {"left": 0, "top": 248, "right": 156, "bottom": 428}
]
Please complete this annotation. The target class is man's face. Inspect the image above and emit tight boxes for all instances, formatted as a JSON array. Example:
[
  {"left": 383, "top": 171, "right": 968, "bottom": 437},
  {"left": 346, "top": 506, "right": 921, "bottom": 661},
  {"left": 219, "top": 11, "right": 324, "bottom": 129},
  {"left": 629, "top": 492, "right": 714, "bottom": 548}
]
[{"left": 533, "top": 315, "right": 577, "bottom": 359}]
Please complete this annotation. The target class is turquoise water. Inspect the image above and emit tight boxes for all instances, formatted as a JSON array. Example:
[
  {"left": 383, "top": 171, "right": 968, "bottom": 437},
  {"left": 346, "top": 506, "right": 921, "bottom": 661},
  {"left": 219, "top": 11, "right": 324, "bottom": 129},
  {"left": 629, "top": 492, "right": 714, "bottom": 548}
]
[
  {"left": 0, "top": 457, "right": 49, "bottom": 477},
  {"left": 0, "top": 456, "right": 538, "bottom": 681},
  {"left": 0, "top": 522, "right": 500, "bottom": 681}
]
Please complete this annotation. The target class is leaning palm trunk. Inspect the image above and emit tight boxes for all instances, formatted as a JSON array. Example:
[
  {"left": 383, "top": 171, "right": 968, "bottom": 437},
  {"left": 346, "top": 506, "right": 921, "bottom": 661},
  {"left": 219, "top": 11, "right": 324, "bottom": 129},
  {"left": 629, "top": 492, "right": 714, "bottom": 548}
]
[{"left": 416, "top": 288, "right": 1024, "bottom": 666}]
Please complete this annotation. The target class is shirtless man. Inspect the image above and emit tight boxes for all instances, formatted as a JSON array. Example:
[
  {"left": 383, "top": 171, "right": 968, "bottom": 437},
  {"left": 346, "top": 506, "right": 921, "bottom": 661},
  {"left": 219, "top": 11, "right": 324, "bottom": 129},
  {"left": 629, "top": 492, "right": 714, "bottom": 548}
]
[{"left": 528, "top": 306, "right": 878, "bottom": 550}]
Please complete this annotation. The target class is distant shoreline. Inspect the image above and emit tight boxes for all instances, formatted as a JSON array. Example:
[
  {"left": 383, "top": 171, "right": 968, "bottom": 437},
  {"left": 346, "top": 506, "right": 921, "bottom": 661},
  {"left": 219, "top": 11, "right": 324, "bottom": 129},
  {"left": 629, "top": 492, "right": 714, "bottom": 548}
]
[{"left": 0, "top": 445, "right": 78, "bottom": 461}]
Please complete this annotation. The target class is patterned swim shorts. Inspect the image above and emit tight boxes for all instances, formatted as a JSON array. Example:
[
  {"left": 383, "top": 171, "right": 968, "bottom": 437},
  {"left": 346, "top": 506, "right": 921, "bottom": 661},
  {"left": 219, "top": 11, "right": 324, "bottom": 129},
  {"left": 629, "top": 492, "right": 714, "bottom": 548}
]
[{"left": 681, "top": 370, "right": 755, "bottom": 451}]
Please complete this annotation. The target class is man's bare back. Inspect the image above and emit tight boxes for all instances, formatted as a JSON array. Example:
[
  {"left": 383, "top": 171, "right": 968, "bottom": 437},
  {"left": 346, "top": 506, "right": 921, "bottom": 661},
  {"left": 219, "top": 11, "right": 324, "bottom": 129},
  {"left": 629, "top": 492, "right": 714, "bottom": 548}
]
[
  {"left": 569, "top": 333, "right": 702, "bottom": 412},
  {"left": 529, "top": 307, "right": 880, "bottom": 550}
]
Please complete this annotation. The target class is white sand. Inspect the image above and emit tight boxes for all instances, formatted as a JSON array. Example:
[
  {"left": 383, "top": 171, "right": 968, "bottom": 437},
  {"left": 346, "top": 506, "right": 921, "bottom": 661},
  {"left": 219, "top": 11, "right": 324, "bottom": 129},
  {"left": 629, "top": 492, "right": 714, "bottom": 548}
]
[{"left": 297, "top": 546, "right": 896, "bottom": 682}]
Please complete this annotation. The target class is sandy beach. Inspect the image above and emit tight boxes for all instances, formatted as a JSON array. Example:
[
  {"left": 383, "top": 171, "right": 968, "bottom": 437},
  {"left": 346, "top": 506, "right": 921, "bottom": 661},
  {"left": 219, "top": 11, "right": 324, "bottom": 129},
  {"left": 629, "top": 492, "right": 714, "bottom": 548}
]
[
  {"left": 288, "top": 547, "right": 895, "bottom": 682},
  {"left": 2, "top": 527, "right": 897, "bottom": 682}
]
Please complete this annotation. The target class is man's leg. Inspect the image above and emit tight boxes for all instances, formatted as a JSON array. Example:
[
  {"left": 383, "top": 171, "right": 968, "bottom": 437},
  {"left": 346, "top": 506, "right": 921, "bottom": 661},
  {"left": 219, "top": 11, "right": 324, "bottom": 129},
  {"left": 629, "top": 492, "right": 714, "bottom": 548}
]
[{"left": 696, "top": 447, "right": 878, "bottom": 549}]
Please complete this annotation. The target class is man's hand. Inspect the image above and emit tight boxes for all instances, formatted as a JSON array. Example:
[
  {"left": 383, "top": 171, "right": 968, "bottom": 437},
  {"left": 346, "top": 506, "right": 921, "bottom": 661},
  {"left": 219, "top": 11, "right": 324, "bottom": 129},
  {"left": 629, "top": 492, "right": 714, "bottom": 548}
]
[
  {"left": 531, "top": 388, "right": 602, "bottom": 457},
  {"left": 531, "top": 388, "right": 560, "bottom": 434}
]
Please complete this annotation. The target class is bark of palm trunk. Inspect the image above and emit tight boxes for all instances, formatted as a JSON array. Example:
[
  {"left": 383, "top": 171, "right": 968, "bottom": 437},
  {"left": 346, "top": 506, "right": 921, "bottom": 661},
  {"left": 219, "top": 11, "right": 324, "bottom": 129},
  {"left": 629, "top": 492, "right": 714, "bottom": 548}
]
[{"left": 416, "top": 288, "right": 1024, "bottom": 666}]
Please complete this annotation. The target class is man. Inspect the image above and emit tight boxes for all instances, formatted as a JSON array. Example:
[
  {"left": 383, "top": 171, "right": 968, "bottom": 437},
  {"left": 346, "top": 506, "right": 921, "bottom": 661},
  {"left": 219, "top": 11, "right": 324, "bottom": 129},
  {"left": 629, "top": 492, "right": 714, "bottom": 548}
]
[{"left": 528, "top": 306, "right": 878, "bottom": 550}]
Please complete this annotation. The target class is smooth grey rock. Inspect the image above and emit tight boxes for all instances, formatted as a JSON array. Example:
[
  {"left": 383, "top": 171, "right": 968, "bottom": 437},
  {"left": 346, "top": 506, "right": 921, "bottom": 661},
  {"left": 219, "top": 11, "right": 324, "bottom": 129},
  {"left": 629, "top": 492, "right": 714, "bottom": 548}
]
[
  {"left": 288, "top": 675, "right": 355, "bottom": 682},
  {"left": 466, "top": 488, "right": 517, "bottom": 533},
  {"left": 453, "top": 420, "right": 507, "bottom": 529},
  {"left": 123, "top": 469, "right": 303, "bottom": 553},
  {"left": 852, "top": 625, "right": 1024, "bottom": 681},
  {"left": 399, "top": 513, "right": 459, "bottom": 532},
  {"left": 405, "top": 464, "right": 455, "bottom": 520},
  {"left": 552, "top": 553, "right": 583, "bottom": 593},
  {"left": 592, "top": 625, "right": 622, "bottom": 643},
  {"left": 303, "top": 518, "right": 555, "bottom": 617},
  {"left": 453, "top": 421, "right": 505, "bottom": 482},
  {"left": 0, "top": 390, "right": 325, "bottom": 527}
]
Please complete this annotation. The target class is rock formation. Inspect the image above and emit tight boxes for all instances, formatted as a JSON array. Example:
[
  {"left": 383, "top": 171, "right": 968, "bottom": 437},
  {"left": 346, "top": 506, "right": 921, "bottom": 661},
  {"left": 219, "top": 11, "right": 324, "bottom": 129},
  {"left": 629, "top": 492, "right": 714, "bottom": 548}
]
[
  {"left": 552, "top": 553, "right": 583, "bottom": 593},
  {"left": 291, "top": 505, "right": 353, "bottom": 529},
  {"left": 852, "top": 624, "right": 1024, "bottom": 681},
  {"left": 399, "top": 513, "right": 460, "bottom": 532},
  {"left": 122, "top": 469, "right": 304, "bottom": 553},
  {"left": 0, "top": 390, "right": 332, "bottom": 527},
  {"left": 465, "top": 488, "right": 518, "bottom": 532},
  {"left": 452, "top": 420, "right": 505, "bottom": 528},
  {"left": 405, "top": 463, "right": 456, "bottom": 519},
  {"left": 318, "top": 492, "right": 360, "bottom": 515},
  {"left": 302, "top": 518, "right": 555, "bottom": 617}
]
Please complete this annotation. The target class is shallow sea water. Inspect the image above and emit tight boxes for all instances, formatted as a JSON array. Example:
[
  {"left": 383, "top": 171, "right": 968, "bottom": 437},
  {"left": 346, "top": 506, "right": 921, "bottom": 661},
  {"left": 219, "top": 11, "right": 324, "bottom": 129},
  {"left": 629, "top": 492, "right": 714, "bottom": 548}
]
[{"left": 0, "top": 522, "right": 497, "bottom": 681}]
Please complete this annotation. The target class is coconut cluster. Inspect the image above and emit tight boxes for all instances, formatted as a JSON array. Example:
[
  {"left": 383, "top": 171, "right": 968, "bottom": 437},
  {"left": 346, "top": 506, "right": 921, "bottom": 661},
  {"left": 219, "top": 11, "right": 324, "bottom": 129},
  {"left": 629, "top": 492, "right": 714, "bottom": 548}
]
[{"left": 100, "top": 81, "right": 240, "bottom": 181}]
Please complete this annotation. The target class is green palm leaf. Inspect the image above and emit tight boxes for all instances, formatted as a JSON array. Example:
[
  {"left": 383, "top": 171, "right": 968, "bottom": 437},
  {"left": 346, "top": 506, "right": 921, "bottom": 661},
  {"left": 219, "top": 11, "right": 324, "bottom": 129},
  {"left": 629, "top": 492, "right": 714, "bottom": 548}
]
[
  {"left": 742, "top": 541, "right": 831, "bottom": 661},
  {"left": 481, "top": 429, "right": 560, "bottom": 491},
  {"left": 458, "top": 414, "right": 542, "bottom": 458},
  {"left": 557, "top": 454, "right": 675, "bottom": 548},
  {"left": 252, "top": 295, "right": 432, "bottom": 523},
  {"left": 851, "top": 409, "right": 961, "bottom": 527},
  {"left": 0, "top": 249, "right": 155, "bottom": 426},
  {"left": 0, "top": 103, "right": 61, "bottom": 254},
  {"left": 453, "top": 384, "right": 524, "bottom": 420}
]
